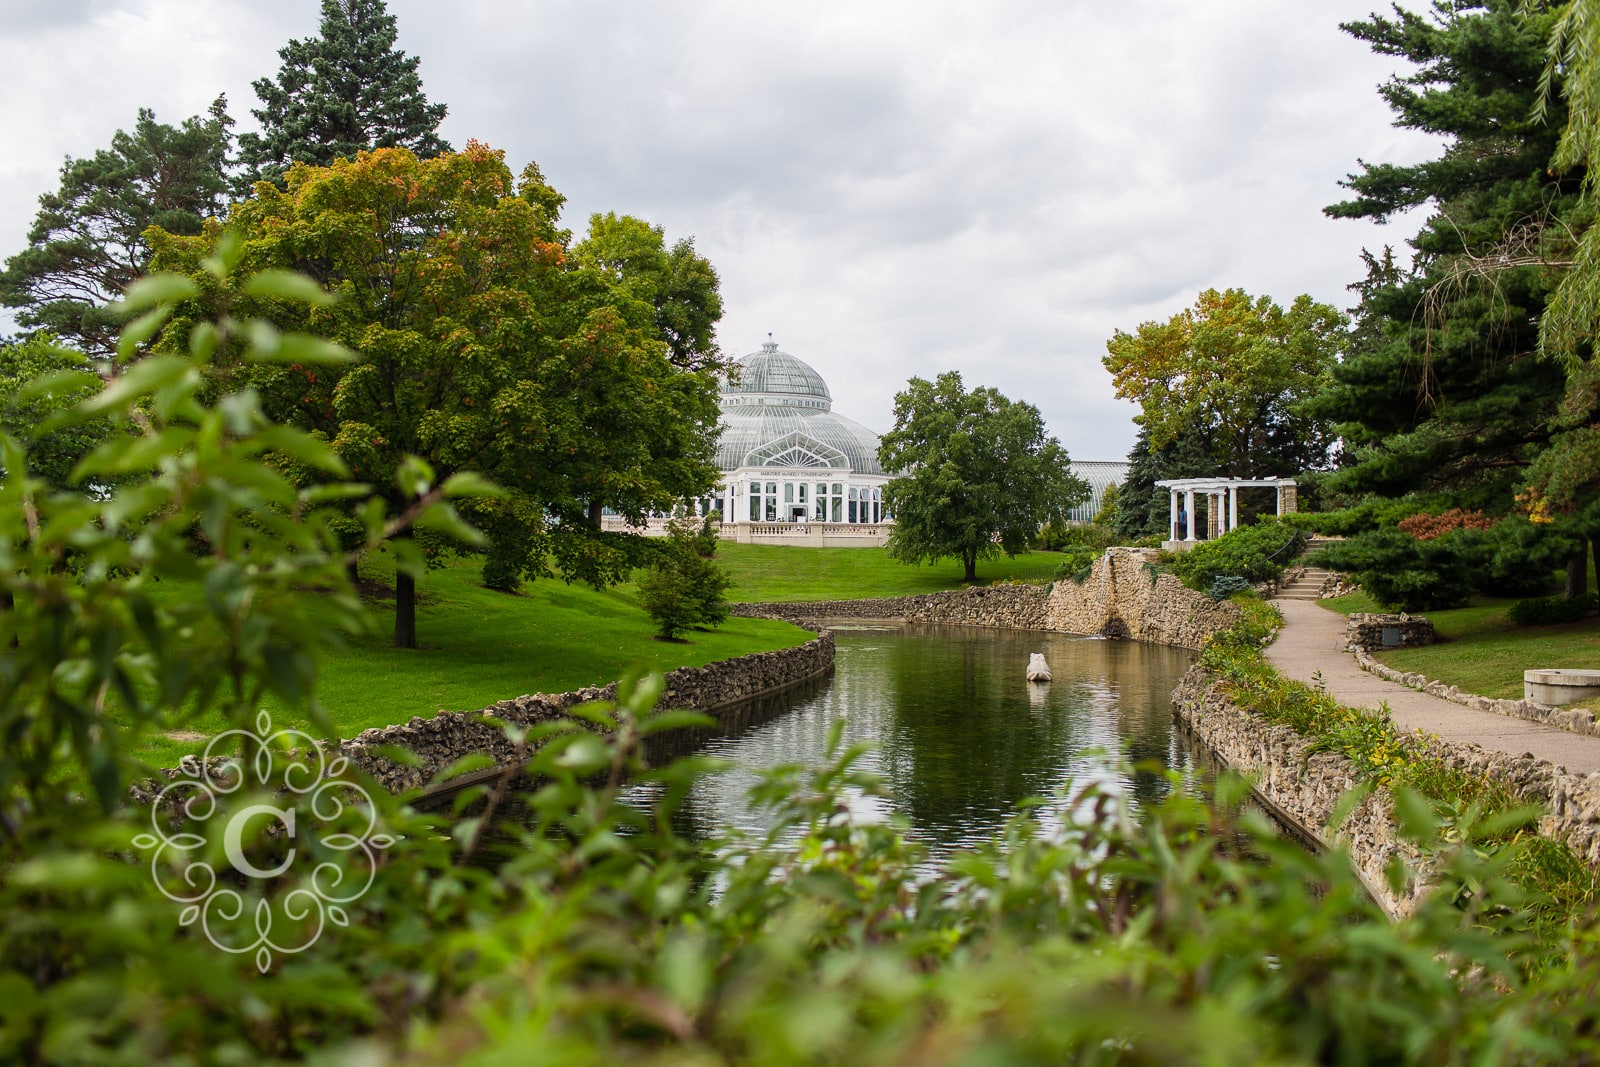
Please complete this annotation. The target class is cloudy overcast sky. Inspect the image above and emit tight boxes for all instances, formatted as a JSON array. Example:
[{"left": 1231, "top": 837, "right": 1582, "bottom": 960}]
[{"left": 0, "top": 0, "right": 1441, "bottom": 461}]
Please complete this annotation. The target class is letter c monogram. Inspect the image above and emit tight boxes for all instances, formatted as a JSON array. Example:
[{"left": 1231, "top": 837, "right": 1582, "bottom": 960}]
[{"left": 223, "top": 804, "right": 297, "bottom": 880}]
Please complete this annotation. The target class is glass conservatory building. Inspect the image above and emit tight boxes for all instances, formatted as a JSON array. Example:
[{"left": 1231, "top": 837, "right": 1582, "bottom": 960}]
[{"left": 701, "top": 340, "right": 890, "bottom": 533}]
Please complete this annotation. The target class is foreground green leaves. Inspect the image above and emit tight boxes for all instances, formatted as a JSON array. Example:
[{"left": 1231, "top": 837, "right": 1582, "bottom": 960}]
[{"left": 6, "top": 265, "right": 1600, "bottom": 1065}]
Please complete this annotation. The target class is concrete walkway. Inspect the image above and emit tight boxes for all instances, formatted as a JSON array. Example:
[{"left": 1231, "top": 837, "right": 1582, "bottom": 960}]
[{"left": 1266, "top": 598, "right": 1600, "bottom": 775}]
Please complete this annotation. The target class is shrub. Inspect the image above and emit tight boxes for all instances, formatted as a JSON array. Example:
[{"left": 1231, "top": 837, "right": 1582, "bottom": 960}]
[
  {"left": 1397, "top": 508, "right": 1496, "bottom": 540},
  {"left": 1052, "top": 545, "right": 1099, "bottom": 582},
  {"left": 637, "top": 515, "right": 731, "bottom": 639},
  {"left": 1509, "top": 593, "right": 1598, "bottom": 626},
  {"left": 1311, "top": 528, "right": 1479, "bottom": 612},
  {"left": 1209, "top": 575, "right": 1253, "bottom": 600},
  {"left": 1170, "top": 520, "right": 1303, "bottom": 592},
  {"left": 1313, "top": 517, "right": 1576, "bottom": 609},
  {"left": 1035, "top": 521, "right": 1115, "bottom": 553},
  {"left": 1476, "top": 515, "right": 1578, "bottom": 598}
]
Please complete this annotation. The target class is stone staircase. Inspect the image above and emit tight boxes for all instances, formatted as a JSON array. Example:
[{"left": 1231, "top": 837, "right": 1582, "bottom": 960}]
[
  {"left": 1276, "top": 537, "right": 1343, "bottom": 601},
  {"left": 1276, "top": 566, "right": 1333, "bottom": 601}
]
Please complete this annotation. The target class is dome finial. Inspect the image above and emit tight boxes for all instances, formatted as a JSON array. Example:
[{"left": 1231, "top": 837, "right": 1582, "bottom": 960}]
[{"left": 762, "top": 333, "right": 777, "bottom": 353}]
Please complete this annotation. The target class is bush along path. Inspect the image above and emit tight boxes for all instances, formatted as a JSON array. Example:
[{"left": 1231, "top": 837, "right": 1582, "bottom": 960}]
[{"left": 1188, "top": 598, "right": 1599, "bottom": 945}]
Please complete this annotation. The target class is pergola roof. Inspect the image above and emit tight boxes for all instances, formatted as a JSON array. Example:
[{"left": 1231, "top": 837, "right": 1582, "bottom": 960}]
[{"left": 1155, "top": 476, "right": 1296, "bottom": 491}]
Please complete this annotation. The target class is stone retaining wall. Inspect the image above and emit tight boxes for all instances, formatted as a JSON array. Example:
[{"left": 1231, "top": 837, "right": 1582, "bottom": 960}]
[
  {"left": 732, "top": 554, "right": 1239, "bottom": 652},
  {"left": 1172, "top": 666, "right": 1424, "bottom": 918},
  {"left": 730, "top": 584, "right": 1051, "bottom": 629},
  {"left": 1409, "top": 733, "right": 1600, "bottom": 869},
  {"left": 1048, "top": 548, "right": 1241, "bottom": 650},
  {"left": 1350, "top": 647, "right": 1600, "bottom": 739},
  {"left": 334, "top": 631, "right": 836, "bottom": 795},
  {"left": 1175, "top": 662, "right": 1600, "bottom": 912}
]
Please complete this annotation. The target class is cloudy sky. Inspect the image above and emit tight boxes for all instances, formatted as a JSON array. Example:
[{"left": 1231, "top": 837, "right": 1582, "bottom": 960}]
[{"left": 0, "top": 0, "right": 1441, "bottom": 461}]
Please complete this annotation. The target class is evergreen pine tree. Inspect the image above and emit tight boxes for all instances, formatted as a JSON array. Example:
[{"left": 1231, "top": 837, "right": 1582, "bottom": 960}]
[
  {"left": 0, "top": 102, "right": 231, "bottom": 360},
  {"left": 1315, "top": 0, "right": 1577, "bottom": 507},
  {"left": 237, "top": 0, "right": 449, "bottom": 191}
]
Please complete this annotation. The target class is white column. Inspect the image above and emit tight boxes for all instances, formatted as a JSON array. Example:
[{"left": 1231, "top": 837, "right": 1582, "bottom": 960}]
[
  {"left": 1184, "top": 492, "right": 1196, "bottom": 541},
  {"left": 1169, "top": 490, "right": 1178, "bottom": 540},
  {"left": 1229, "top": 486, "right": 1238, "bottom": 531}
]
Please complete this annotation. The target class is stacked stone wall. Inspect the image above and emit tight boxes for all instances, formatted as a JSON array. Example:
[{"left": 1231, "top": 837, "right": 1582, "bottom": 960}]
[
  {"left": 1345, "top": 613, "right": 1436, "bottom": 652},
  {"left": 1174, "top": 663, "right": 1600, "bottom": 913},
  {"left": 333, "top": 632, "right": 835, "bottom": 795},
  {"left": 1172, "top": 666, "right": 1425, "bottom": 918},
  {"left": 730, "top": 584, "right": 1051, "bottom": 629},
  {"left": 1047, "top": 548, "right": 1241, "bottom": 650},
  {"left": 734, "top": 552, "right": 1239, "bottom": 652}
]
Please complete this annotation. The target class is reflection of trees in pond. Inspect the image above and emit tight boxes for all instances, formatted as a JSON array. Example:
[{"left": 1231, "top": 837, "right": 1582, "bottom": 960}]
[
  {"left": 877, "top": 627, "right": 1189, "bottom": 841},
  {"left": 658, "top": 625, "right": 1195, "bottom": 850}
]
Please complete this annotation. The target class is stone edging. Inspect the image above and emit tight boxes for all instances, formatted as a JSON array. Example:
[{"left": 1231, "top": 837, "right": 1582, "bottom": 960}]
[
  {"left": 1172, "top": 666, "right": 1424, "bottom": 919},
  {"left": 1175, "top": 662, "right": 1600, "bottom": 915},
  {"left": 134, "top": 631, "right": 837, "bottom": 802},
  {"left": 337, "top": 630, "right": 836, "bottom": 796},
  {"left": 1350, "top": 647, "right": 1600, "bottom": 739},
  {"left": 730, "top": 584, "right": 1052, "bottom": 630}
]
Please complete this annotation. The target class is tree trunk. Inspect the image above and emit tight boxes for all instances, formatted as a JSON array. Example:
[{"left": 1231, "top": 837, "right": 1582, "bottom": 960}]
[
  {"left": 394, "top": 568, "right": 417, "bottom": 649},
  {"left": 588, "top": 499, "right": 604, "bottom": 530},
  {"left": 1568, "top": 538, "right": 1589, "bottom": 600},
  {"left": 963, "top": 551, "right": 977, "bottom": 583}
]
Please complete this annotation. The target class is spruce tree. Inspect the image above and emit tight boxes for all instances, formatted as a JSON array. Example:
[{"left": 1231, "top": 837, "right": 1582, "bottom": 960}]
[
  {"left": 1316, "top": 0, "right": 1576, "bottom": 507},
  {"left": 0, "top": 102, "right": 231, "bottom": 359},
  {"left": 237, "top": 0, "right": 449, "bottom": 191}
]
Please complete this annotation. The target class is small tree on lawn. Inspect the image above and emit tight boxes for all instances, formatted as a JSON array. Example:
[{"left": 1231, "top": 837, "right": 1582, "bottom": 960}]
[{"left": 637, "top": 516, "right": 730, "bottom": 640}]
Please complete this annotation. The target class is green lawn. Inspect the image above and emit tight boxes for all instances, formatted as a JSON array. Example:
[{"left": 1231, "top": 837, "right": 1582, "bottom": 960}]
[
  {"left": 137, "top": 543, "right": 1057, "bottom": 765},
  {"left": 714, "top": 543, "right": 1065, "bottom": 602},
  {"left": 138, "top": 553, "right": 806, "bottom": 767},
  {"left": 1319, "top": 592, "right": 1600, "bottom": 701}
]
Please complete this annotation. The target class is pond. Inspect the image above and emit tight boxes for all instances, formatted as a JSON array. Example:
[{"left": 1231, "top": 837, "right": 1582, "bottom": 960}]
[{"left": 646, "top": 622, "right": 1200, "bottom": 857}]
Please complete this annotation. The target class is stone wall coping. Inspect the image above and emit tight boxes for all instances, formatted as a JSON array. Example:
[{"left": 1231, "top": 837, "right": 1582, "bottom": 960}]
[{"left": 1527, "top": 669, "right": 1600, "bottom": 685}]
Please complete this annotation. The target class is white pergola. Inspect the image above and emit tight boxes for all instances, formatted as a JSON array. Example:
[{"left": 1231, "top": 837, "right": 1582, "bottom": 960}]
[{"left": 1155, "top": 476, "right": 1298, "bottom": 543}]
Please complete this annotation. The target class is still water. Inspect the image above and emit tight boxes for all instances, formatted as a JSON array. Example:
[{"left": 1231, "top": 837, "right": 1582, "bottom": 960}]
[{"left": 652, "top": 622, "right": 1200, "bottom": 856}]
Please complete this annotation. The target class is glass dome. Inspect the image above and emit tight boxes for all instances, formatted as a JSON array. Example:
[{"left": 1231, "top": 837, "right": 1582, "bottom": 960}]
[
  {"left": 716, "top": 341, "right": 883, "bottom": 476},
  {"left": 721, "top": 341, "right": 832, "bottom": 408}
]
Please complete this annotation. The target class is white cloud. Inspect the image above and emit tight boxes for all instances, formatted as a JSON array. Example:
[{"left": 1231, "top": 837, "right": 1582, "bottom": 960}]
[{"left": 0, "top": 0, "right": 1443, "bottom": 461}]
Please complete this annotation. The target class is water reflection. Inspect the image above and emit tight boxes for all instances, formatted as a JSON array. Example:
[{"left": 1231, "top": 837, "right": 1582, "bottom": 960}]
[{"left": 664, "top": 623, "right": 1198, "bottom": 856}]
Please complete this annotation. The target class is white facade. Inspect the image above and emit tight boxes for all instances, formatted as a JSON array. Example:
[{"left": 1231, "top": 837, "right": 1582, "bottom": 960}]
[{"left": 706, "top": 341, "right": 890, "bottom": 536}]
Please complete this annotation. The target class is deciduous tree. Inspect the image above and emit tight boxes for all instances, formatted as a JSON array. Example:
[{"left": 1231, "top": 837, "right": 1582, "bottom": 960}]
[
  {"left": 878, "top": 372, "right": 1086, "bottom": 582},
  {"left": 152, "top": 144, "right": 560, "bottom": 646},
  {"left": 1103, "top": 288, "right": 1344, "bottom": 480},
  {"left": 150, "top": 144, "right": 723, "bottom": 640}
]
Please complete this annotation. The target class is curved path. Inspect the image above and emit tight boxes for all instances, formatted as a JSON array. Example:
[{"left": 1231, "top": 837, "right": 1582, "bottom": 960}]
[{"left": 1265, "top": 598, "right": 1600, "bottom": 775}]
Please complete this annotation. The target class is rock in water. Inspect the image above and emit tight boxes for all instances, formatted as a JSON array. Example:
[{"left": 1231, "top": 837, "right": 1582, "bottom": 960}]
[{"left": 1026, "top": 653, "right": 1052, "bottom": 682}]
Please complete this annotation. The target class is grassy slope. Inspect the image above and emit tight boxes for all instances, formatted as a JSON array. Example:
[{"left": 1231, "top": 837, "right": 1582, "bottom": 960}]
[
  {"left": 1319, "top": 591, "right": 1600, "bottom": 701},
  {"left": 140, "top": 544, "right": 1064, "bottom": 765},
  {"left": 714, "top": 543, "right": 1064, "bottom": 602}
]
